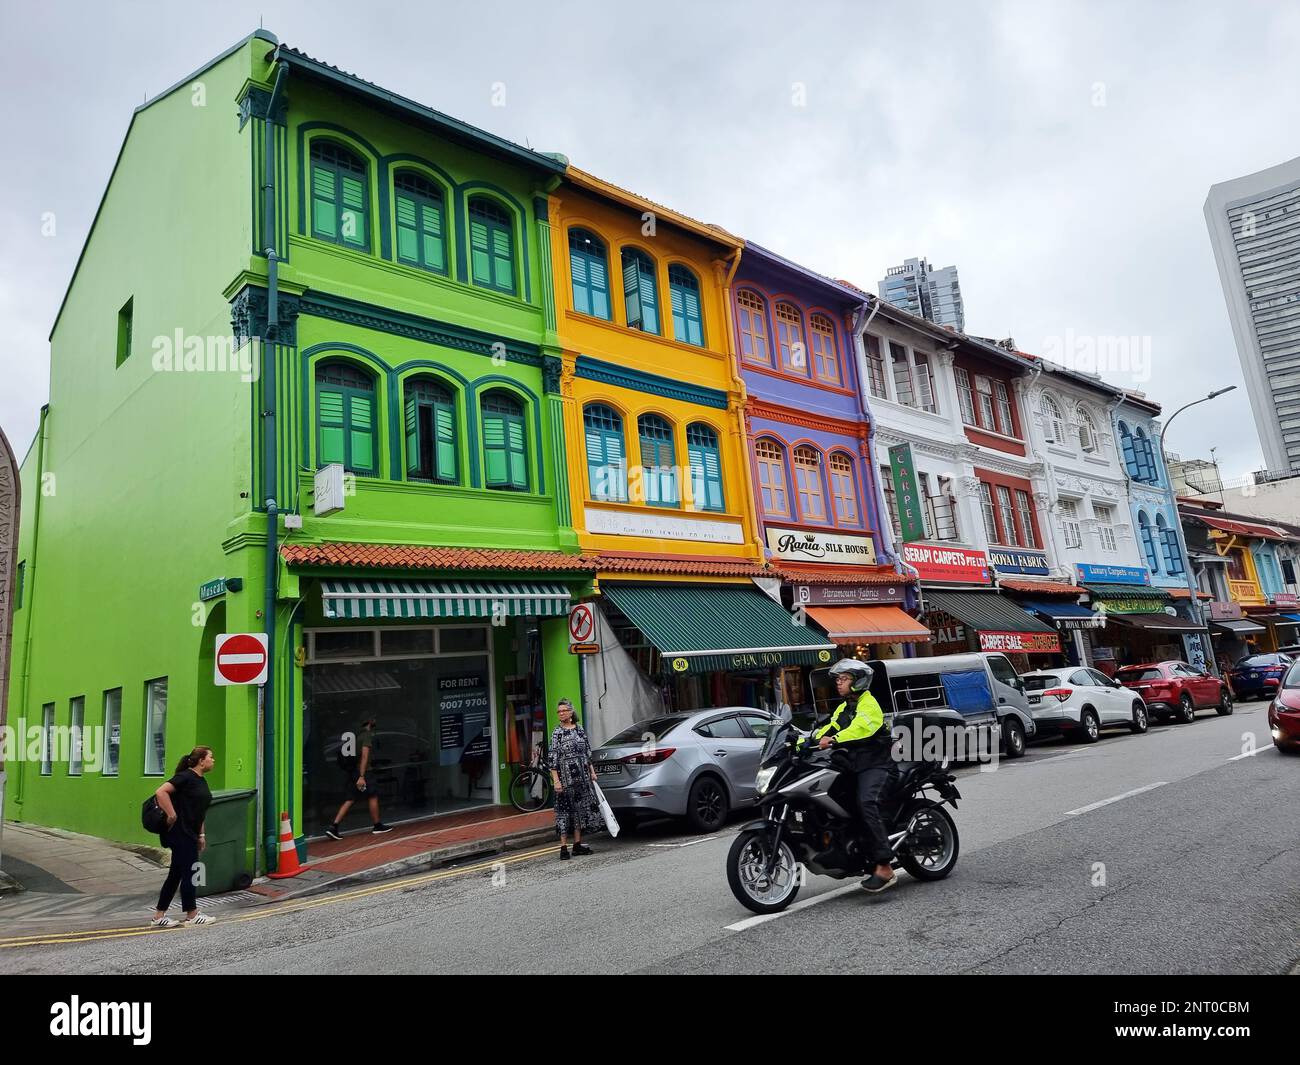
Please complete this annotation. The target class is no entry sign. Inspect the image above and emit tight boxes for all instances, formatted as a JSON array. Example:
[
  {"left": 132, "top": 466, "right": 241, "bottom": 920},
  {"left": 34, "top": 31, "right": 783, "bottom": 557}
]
[
  {"left": 214, "top": 632, "right": 269, "bottom": 686},
  {"left": 568, "top": 602, "right": 596, "bottom": 648}
]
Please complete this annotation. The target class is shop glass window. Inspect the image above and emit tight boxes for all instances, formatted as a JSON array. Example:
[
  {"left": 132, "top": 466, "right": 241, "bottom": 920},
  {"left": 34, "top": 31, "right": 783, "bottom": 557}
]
[
  {"left": 1060, "top": 498, "right": 1083, "bottom": 549},
  {"left": 668, "top": 264, "right": 705, "bottom": 346},
  {"left": 482, "top": 391, "right": 529, "bottom": 491},
  {"left": 68, "top": 696, "right": 84, "bottom": 776},
  {"left": 394, "top": 170, "right": 447, "bottom": 274},
  {"left": 1225, "top": 550, "right": 1247, "bottom": 582},
  {"left": 380, "top": 630, "right": 436, "bottom": 657},
  {"left": 103, "top": 688, "right": 121, "bottom": 776},
  {"left": 639, "top": 414, "right": 679, "bottom": 507},
  {"left": 954, "top": 367, "right": 977, "bottom": 426},
  {"left": 686, "top": 423, "right": 725, "bottom": 512},
  {"left": 404, "top": 377, "right": 457, "bottom": 484},
  {"left": 584, "top": 404, "right": 628, "bottom": 502},
  {"left": 310, "top": 141, "right": 369, "bottom": 250},
  {"left": 468, "top": 197, "right": 516, "bottom": 294},
  {"left": 794, "top": 447, "right": 826, "bottom": 521},
  {"left": 881, "top": 464, "right": 902, "bottom": 541},
  {"left": 440, "top": 627, "right": 488, "bottom": 653},
  {"left": 736, "top": 290, "right": 771, "bottom": 364},
  {"left": 776, "top": 303, "right": 807, "bottom": 375},
  {"left": 979, "top": 482, "right": 999, "bottom": 544},
  {"left": 829, "top": 453, "right": 858, "bottom": 524},
  {"left": 1015, "top": 489, "right": 1037, "bottom": 548},
  {"left": 317, "top": 361, "right": 378, "bottom": 476},
  {"left": 622, "top": 248, "right": 659, "bottom": 333},
  {"left": 994, "top": 382, "right": 1014, "bottom": 435},
  {"left": 312, "top": 630, "right": 378, "bottom": 661},
  {"left": 975, "top": 376, "right": 997, "bottom": 430},
  {"left": 756, "top": 440, "right": 789, "bottom": 517},
  {"left": 569, "top": 228, "right": 611, "bottom": 319},
  {"left": 1095, "top": 505, "right": 1118, "bottom": 552},
  {"left": 996, "top": 485, "right": 1019, "bottom": 545},
  {"left": 864, "top": 335, "right": 888, "bottom": 398},
  {"left": 41, "top": 703, "right": 54, "bottom": 775},
  {"left": 890, "top": 342, "right": 915, "bottom": 406},
  {"left": 810, "top": 313, "right": 840, "bottom": 384},
  {"left": 144, "top": 678, "right": 167, "bottom": 776}
]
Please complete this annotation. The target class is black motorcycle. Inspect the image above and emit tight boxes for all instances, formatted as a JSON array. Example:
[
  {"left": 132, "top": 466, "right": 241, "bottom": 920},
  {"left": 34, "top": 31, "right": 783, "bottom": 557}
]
[{"left": 726, "top": 716, "right": 962, "bottom": 914}]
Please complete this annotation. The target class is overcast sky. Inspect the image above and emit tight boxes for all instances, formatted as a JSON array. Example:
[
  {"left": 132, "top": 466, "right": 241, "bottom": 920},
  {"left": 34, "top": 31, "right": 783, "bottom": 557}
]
[{"left": 3, "top": 0, "right": 1298, "bottom": 478}]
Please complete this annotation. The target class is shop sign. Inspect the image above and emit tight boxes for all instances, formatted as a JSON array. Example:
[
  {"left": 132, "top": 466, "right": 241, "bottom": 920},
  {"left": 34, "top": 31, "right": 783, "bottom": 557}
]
[
  {"left": 1095, "top": 597, "right": 1163, "bottom": 615},
  {"left": 989, "top": 548, "right": 1050, "bottom": 576},
  {"left": 919, "top": 610, "right": 971, "bottom": 654},
  {"left": 314, "top": 462, "right": 346, "bottom": 517},
  {"left": 888, "top": 443, "right": 927, "bottom": 543},
  {"left": 904, "top": 543, "right": 990, "bottom": 584},
  {"left": 1076, "top": 563, "right": 1151, "bottom": 585},
  {"left": 1272, "top": 592, "right": 1298, "bottom": 607},
  {"left": 977, "top": 630, "right": 1061, "bottom": 654},
  {"left": 586, "top": 505, "right": 744, "bottom": 544},
  {"left": 1209, "top": 600, "right": 1243, "bottom": 621},
  {"left": 766, "top": 528, "right": 878, "bottom": 565},
  {"left": 793, "top": 583, "right": 906, "bottom": 606},
  {"left": 437, "top": 671, "right": 490, "bottom": 766}
]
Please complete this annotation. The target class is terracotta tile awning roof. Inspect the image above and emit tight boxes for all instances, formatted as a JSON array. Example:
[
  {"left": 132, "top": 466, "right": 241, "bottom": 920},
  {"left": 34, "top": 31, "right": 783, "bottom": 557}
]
[
  {"left": 1197, "top": 515, "right": 1290, "bottom": 541},
  {"left": 593, "top": 555, "right": 774, "bottom": 579},
  {"left": 998, "top": 578, "right": 1086, "bottom": 596},
  {"left": 1167, "top": 587, "right": 1212, "bottom": 600},
  {"left": 775, "top": 563, "right": 911, "bottom": 586},
  {"left": 280, "top": 543, "right": 596, "bottom": 573}
]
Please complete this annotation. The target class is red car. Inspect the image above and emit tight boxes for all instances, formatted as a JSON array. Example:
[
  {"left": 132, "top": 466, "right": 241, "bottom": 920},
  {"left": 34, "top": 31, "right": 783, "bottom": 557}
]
[
  {"left": 1114, "top": 661, "right": 1233, "bottom": 723},
  {"left": 1268, "top": 663, "right": 1300, "bottom": 752}
]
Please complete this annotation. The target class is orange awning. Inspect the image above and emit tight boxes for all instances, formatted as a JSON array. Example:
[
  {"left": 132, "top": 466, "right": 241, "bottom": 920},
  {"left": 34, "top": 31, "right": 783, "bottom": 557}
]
[{"left": 805, "top": 605, "right": 931, "bottom": 644}]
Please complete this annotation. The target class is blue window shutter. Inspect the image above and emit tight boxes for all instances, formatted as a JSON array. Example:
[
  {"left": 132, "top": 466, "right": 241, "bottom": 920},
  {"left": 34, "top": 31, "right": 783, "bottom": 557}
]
[
  {"left": 571, "top": 246, "right": 591, "bottom": 314},
  {"left": 589, "top": 252, "right": 610, "bottom": 319},
  {"left": 623, "top": 255, "right": 642, "bottom": 328}
]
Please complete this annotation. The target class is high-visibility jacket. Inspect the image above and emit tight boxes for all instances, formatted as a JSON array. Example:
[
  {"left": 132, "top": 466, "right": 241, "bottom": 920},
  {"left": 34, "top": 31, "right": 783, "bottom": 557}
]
[{"left": 813, "top": 689, "right": 886, "bottom": 747}]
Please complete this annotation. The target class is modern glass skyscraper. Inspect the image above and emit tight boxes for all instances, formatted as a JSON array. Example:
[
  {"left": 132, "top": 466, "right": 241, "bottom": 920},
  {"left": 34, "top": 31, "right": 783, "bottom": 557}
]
[
  {"left": 878, "top": 257, "right": 965, "bottom": 330},
  {"left": 1204, "top": 155, "right": 1300, "bottom": 474}
]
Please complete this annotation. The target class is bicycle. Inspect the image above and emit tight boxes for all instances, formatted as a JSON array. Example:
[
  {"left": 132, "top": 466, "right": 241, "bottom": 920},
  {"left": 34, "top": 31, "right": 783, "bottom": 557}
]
[{"left": 508, "top": 743, "right": 553, "bottom": 812}]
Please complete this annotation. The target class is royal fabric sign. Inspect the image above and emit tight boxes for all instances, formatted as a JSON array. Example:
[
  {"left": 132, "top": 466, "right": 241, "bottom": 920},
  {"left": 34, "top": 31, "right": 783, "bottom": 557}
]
[{"left": 989, "top": 549, "right": 1050, "bottom": 576}]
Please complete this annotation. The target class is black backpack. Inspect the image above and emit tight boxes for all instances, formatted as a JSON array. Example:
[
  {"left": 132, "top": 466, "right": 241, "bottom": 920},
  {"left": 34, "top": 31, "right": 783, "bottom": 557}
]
[{"left": 141, "top": 795, "right": 168, "bottom": 835}]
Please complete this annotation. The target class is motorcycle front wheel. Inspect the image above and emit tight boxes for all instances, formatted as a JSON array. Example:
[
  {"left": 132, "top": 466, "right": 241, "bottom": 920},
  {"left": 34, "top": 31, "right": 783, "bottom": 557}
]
[
  {"left": 727, "top": 828, "right": 801, "bottom": 915},
  {"left": 898, "top": 800, "right": 960, "bottom": 881}
]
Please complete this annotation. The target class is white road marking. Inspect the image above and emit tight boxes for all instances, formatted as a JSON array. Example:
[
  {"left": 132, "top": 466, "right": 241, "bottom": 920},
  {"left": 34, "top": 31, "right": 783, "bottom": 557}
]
[
  {"left": 647, "top": 835, "right": 729, "bottom": 849},
  {"left": 1065, "top": 782, "right": 1167, "bottom": 817},
  {"left": 1227, "top": 745, "right": 1266, "bottom": 762},
  {"left": 725, "top": 882, "right": 861, "bottom": 931}
]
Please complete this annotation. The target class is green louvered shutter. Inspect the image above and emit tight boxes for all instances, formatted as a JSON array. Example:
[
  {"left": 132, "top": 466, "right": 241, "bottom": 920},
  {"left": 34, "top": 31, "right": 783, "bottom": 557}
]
[
  {"left": 506, "top": 415, "right": 527, "bottom": 489},
  {"left": 404, "top": 393, "right": 421, "bottom": 476},
  {"left": 434, "top": 403, "right": 456, "bottom": 482},
  {"left": 483, "top": 411, "right": 508, "bottom": 486},
  {"left": 470, "top": 219, "right": 492, "bottom": 286},
  {"left": 340, "top": 175, "right": 366, "bottom": 247},
  {"left": 319, "top": 389, "right": 346, "bottom": 465},
  {"left": 492, "top": 226, "right": 515, "bottom": 294},
  {"left": 312, "top": 165, "right": 338, "bottom": 240},
  {"left": 349, "top": 395, "right": 375, "bottom": 473},
  {"left": 423, "top": 201, "right": 445, "bottom": 272},
  {"left": 396, "top": 194, "right": 419, "bottom": 263}
]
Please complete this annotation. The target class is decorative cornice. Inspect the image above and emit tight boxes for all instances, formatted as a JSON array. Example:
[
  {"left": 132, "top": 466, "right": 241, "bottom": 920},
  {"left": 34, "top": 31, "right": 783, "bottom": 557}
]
[
  {"left": 238, "top": 83, "right": 287, "bottom": 130},
  {"left": 874, "top": 426, "right": 968, "bottom": 461},
  {"left": 745, "top": 398, "right": 867, "bottom": 437},
  {"left": 574, "top": 355, "right": 729, "bottom": 410},
  {"left": 542, "top": 354, "right": 563, "bottom": 395},
  {"left": 301, "top": 290, "right": 544, "bottom": 366},
  {"left": 231, "top": 284, "right": 301, "bottom": 347}
]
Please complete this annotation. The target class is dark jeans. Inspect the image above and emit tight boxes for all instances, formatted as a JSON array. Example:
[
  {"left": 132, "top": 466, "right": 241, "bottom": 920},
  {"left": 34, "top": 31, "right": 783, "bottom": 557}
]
[
  {"left": 157, "top": 828, "right": 199, "bottom": 914},
  {"left": 855, "top": 766, "right": 896, "bottom": 868}
]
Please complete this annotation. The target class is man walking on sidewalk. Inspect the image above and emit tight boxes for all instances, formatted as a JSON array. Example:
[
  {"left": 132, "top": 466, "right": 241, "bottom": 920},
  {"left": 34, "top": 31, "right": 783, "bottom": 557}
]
[{"left": 325, "top": 717, "right": 393, "bottom": 839}]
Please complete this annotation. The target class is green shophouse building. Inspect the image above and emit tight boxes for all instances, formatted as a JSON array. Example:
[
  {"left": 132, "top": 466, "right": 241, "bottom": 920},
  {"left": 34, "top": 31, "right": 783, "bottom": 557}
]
[{"left": 6, "top": 31, "right": 591, "bottom": 868}]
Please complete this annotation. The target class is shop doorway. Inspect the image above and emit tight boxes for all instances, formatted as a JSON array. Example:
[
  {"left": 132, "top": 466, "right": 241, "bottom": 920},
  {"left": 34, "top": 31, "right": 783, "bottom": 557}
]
[{"left": 301, "top": 625, "right": 495, "bottom": 836}]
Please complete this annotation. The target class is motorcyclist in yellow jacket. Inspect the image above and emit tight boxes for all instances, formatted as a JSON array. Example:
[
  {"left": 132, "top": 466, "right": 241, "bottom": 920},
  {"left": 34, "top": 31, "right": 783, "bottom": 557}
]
[{"left": 815, "top": 659, "right": 897, "bottom": 893}]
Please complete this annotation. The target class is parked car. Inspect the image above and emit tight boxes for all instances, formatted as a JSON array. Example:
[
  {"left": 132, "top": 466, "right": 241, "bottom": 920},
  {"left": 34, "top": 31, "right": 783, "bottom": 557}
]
[
  {"left": 1114, "top": 661, "right": 1233, "bottom": 723},
  {"left": 592, "top": 708, "right": 776, "bottom": 832},
  {"left": 1267, "top": 661, "right": 1300, "bottom": 752},
  {"left": 1021, "top": 667, "right": 1149, "bottom": 742},
  {"left": 1229, "top": 653, "right": 1294, "bottom": 701}
]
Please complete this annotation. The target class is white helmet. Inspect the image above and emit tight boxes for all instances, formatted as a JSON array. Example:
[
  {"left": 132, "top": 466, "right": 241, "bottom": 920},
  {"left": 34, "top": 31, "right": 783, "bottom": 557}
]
[{"left": 828, "top": 658, "right": 873, "bottom": 692}]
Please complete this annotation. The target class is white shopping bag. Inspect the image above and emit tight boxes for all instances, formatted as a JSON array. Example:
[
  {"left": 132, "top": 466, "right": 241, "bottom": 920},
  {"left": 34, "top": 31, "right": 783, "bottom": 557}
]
[{"left": 593, "top": 782, "right": 620, "bottom": 837}]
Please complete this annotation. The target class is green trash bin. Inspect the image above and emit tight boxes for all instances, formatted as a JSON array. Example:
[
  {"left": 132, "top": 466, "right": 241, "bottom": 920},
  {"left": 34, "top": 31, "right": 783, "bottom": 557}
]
[{"left": 197, "top": 789, "right": 257, "bottom": 897}]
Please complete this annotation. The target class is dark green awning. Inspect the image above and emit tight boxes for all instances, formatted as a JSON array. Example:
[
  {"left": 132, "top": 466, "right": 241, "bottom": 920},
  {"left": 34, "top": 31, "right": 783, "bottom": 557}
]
[
  {"left": 600, "top": 583, "right": 836, "bottom": 676},
  {"left": 923, "top": 590, "right": 1057, "bottom": 635}
]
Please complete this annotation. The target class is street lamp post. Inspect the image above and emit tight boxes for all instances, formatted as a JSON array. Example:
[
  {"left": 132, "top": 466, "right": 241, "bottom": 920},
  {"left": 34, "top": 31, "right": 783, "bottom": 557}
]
[{"left": 1158, "top": 386, "right": 1237, "bottom": 677}]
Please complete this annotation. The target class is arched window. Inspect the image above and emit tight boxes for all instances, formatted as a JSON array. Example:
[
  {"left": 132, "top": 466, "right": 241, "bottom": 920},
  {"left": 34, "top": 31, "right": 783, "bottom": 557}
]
[
  {"left": 1040, "top": 394, "right": 1067, "bottom": 444},
  {"left": 1157, "top": 514, "right": 1185, "bottom": 576},
  {"left": 310, "top": 141, "right": 369, "bottom": 250},
  {"left": 686, "top": 423, "right": 724, "bottom": 512},
  {"left": 583, "top": 404, "right": 626, "bottom": 502},
  {"left": 736, "top": 290, "right": 771, "bottom": 364},
  {"left": 810, "top": 314, "right": 840, "bottom": 385},
  {"left": 316, "top": 361, "right": 378, "bottom": 475},
  {"left": 793, "top": 446, "right": 826, "bottom": 521},
  {"left": 468, "top": 198, "right": 516, "bottom": 294},
  {"left": 393, "top": 171, "right": 447, "bottom": 274},
  {"left": 668, "top": 265, "right": 704, "bottom": 346},
  {"left": 828, "top": 453, "right": 858, "bottom": 524},
  {"left": 1118, "top": 422, "right": 1140, "bottom": 479},
  {"left": 621, "top": 248, "right": 659, "bottom": 333},
  {"left": 638, "top": 414, "right": 677, "bottom": 506},
  {"left": 1075, "top": 406, "right": 1098, "bottom": 452},
  {"left": 1139, "top": 512, "right": 1160, "bottom": 573},
  {"left": 775, "top": 303, "right": 807, "bottom": 376},
  {"left": 755, "top": 439, "right": 789, "bottom": 517},
  {"left": 482, "top": 391, "right": 527, "bottom": 490},
  {"left": 569, "top": 229, "right": 610, "bottom": 319},
  {"left": 404, "top": 377, "right": 456, "bottom": 483}
]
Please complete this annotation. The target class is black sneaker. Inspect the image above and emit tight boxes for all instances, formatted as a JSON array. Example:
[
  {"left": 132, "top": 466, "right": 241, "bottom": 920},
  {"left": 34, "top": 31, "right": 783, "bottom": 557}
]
[
  {"left": 324, "top": 824, "right": 342, "bottom": 841},
  {"left": 572, "top": 843, "right": 592, "bottom": 855},
  {"left": 559, "top": 846, "right": 571, "bottom": 860},
  {"left": 371, "top": 822, "right": 393, "bottom": 834},
  {"left": 860, "top": 872, "right": 898, "bottom": 894}
]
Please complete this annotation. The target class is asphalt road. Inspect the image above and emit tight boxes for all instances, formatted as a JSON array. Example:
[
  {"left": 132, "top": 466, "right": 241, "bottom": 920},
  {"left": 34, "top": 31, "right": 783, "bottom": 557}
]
[{"left": 2, "top": 699, "right": 1296, "bottom": 975}]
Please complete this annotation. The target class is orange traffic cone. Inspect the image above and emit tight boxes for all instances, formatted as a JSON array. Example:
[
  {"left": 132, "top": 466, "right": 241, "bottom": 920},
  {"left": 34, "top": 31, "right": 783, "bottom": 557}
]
[{"left": 267, "top": 811, "right": 312, "bottom": 879}]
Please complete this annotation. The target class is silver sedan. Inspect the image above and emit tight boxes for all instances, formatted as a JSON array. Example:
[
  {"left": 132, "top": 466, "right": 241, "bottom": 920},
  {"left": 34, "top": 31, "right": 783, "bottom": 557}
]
[{"left": 591, "top": 708, "right": 777, "bottom": 833}]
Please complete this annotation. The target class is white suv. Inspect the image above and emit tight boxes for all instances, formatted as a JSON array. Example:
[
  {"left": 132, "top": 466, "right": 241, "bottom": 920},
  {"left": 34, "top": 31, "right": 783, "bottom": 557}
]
[{"left": 1021, "top": 667, "right": 1150, "bottom": 742}]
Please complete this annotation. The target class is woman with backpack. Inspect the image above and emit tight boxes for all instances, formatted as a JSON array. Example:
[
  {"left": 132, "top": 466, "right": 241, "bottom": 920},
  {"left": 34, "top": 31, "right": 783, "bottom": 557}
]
[{"left": 149, "top": 746, "right": 217, "bottom": 927}]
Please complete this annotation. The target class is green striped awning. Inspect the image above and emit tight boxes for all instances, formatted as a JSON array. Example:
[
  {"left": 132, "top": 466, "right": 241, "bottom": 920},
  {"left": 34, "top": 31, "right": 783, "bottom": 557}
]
[
  {"left": 322, "top": 579, "right": 571, "bottom": 620},
  {"left": 600, "top": 582, "right": 836, "bottom": 676}
]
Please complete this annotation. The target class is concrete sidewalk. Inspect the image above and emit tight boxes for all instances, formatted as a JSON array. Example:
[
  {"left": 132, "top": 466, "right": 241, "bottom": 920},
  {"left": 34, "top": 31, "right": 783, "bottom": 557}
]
[{"left": 0, "top": 822, "right": 165, "bottom": 895}]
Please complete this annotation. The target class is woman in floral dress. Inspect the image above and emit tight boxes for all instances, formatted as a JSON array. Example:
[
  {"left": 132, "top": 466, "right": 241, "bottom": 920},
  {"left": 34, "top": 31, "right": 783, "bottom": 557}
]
[{"left": 549, "top": 698, "right": 601, "bottom": 860}]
